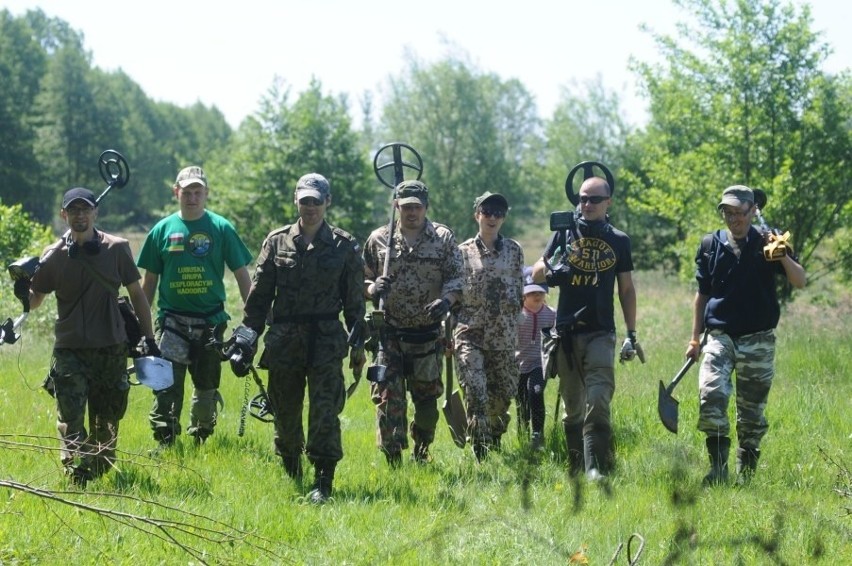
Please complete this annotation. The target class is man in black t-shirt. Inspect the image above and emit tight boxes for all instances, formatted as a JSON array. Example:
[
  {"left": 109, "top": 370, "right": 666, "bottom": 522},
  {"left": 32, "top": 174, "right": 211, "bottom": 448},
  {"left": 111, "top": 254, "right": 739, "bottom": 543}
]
[{"left": 532, "top": 176, "right": 641, "bottom": 481}]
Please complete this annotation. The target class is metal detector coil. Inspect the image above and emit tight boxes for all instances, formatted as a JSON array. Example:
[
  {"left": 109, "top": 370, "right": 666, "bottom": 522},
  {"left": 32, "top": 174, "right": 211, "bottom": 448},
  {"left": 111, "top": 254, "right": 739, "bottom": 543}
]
[
  {"left": 96, "top": 149, "right": 130, "bottom": 204},
  {"left": 565, "top": 160, "right": 615, "bottom": 206}
]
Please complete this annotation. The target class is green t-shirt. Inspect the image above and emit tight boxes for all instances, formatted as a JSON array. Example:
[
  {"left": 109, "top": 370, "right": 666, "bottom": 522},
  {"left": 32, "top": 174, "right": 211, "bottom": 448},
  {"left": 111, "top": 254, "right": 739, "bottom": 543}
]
[{"left": 137, "top": 210, "right": 253, "bottom": 324}]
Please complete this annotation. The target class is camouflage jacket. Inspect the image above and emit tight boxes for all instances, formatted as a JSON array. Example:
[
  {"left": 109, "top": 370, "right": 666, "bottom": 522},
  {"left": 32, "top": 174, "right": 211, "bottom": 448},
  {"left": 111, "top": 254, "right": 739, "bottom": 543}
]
[
  {"left": 243, "top": 221, "right": 365, "bottom": 331},
  {"left": 363, "top": 219, "right": 463, "bottom": 329},
  {"left": 455, "top": 234, "right": 525, "bottom": 350}
]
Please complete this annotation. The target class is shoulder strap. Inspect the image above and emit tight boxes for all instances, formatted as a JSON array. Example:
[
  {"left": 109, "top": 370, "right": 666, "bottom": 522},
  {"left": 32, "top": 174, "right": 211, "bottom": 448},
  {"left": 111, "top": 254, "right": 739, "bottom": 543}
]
[{"left": 78, "top": 258, "right": 119, "bottom": 296}]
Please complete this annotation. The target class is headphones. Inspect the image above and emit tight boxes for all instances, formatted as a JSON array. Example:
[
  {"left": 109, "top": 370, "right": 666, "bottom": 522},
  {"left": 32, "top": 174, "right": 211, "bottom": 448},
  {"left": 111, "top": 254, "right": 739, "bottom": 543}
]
[{"left": 66, "top": 228, "right": 102, "bottom": 259}]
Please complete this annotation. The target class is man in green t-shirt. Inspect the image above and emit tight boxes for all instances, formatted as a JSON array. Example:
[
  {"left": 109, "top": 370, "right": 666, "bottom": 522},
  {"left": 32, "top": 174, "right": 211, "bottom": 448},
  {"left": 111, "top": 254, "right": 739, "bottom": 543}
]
[{"left": 137, "top": 166, "right": 253, "bottom": 447}]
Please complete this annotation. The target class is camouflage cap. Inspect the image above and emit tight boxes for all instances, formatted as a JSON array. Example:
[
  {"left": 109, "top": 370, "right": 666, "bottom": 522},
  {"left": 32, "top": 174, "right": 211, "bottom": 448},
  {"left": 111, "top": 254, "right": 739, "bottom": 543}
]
[
  {"left": 175, "top": 166, "right": 208, "bottom": 189},
  {"left": 295, "top": 173, "right": 331, "bottom": 200},
  {"left": 473, "top": 191, "right": 508, "bottom": 212},
  {"left": 717, "top": 185, "right": 754, "bottom": 210},
  {"left": 395, "top": 180, "right": 428, "bottom": 206}
]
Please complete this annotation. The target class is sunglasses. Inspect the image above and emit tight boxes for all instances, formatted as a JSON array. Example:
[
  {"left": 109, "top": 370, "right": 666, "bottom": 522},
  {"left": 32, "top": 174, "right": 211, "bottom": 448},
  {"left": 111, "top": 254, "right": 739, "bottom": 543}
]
[
  {"left": 478, "top": 208, "right": 506, "bottom": 218},
  {"left": 579, "top": 195, "right": 609, "bottom": 205},
  {"left": 298, "top": 197, "right": 324, "bottom": 206}
]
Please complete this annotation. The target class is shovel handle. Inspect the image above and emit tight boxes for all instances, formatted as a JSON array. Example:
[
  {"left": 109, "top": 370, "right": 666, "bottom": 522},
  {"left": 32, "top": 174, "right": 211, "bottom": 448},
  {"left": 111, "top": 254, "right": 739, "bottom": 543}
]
[{"left": 665, "top": 358, "right": 696, "bottom": 395}]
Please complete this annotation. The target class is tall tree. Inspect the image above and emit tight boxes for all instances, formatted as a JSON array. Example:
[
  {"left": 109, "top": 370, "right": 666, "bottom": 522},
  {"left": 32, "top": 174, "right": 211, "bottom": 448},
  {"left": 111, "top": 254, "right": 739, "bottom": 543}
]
[
  {"left": 630, "top": 0, "right": 851, "bottom": 286},
  {"left": 380, "top": 52, "right": 542, "bottom": 242}
]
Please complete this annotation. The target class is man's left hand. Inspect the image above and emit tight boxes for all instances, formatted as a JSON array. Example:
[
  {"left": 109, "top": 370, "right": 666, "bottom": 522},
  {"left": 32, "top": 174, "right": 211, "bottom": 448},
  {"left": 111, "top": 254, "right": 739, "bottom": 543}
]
[
  {"left": 349, "top": 347, "right": 366, "bottom": 377},
  {"left": 425, "top": 298, "right": 450, "bottom": 321},
  {"left": 619, "top": 331, "right": 646, "bottom": 364}
]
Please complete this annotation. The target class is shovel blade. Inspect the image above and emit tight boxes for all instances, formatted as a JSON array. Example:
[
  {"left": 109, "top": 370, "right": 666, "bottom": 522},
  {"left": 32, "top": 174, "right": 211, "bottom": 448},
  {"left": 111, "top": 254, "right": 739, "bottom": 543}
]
[
  {"left": 443, "top": 390, "right": 467, "bottom": 448},
  {"left": 658, "top": 380, "right": 679, "bottom": 434}
]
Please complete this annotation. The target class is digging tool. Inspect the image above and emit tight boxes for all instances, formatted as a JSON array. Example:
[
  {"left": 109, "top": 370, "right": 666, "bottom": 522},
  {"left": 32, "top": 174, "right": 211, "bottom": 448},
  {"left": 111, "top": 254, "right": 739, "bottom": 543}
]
[
  {"left": 658, "top": 358, "right": 696, "bottom": 434},
  {"left": 442, "top": 312, "right": 467, "bottom": 448},
  {"left": 366, "top": 143, "right": 423, "bottom": 383}
]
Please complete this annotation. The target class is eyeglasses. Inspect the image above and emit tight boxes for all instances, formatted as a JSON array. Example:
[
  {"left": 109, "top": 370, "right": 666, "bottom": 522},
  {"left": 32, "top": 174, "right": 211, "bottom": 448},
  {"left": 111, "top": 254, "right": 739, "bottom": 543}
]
[
  {"left": 478, "top": 208, "right": 506, "bottom": 218},
  {"left": 720, "top": 207, "right": 751, "bottom": 221},
  {"left": 298, "top": 197, "right": 324, "bottom": 206},
  {"left": 65, "top": 206, "right": 94, "bottom": 215},
  {"left": 579, "top": 195, "right": 609, "bottom": 205}
]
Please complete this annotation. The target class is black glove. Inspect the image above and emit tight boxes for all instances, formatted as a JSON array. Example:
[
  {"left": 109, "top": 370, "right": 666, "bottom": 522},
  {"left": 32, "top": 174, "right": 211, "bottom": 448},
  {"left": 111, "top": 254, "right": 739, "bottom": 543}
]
[
  {"left": 144, "top": 337, "right": 162, "bottom": 358},
  {"left": 425, "top": 298, "right": 450, "bottom": 321},
  {"left": 373, "top": 275, "right": 392, "bottom": 298},
  {"left": 13, "top": 278, "right": 31, "bottom": 309},
  {"left": 225, "top": 325, "right": 258, "bottom": 378}
]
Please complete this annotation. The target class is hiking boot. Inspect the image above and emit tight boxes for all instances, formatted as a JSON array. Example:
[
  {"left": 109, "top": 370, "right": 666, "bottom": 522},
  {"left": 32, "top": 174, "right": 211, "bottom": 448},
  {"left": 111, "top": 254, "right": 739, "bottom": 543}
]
[
  {"left": 585, "top": 468, "right": 606, "bottom": 482},
  {"left": 65, "top": 465, "right": 93, "bottom": 488},
  {"left": 411, "top": 443, "right": 431, "bottom": 464},
  {"left": 530, "top": 432, "right": 544, "bottom": 451},
  {"left": 703, "top": 436, "right": 731, "bottom": 486},
  {"left": 473, "top": 441, "right": 488, "bottom": 463},
  {"left": 563, "top": 423, "right": 585, "bottom": 477}
]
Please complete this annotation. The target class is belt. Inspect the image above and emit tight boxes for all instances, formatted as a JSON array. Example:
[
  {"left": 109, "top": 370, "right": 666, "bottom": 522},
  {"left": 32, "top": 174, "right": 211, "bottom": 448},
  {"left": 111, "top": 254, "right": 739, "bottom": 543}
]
[{"left": 273, "top": 313, "right": 339, "bottom": 324}]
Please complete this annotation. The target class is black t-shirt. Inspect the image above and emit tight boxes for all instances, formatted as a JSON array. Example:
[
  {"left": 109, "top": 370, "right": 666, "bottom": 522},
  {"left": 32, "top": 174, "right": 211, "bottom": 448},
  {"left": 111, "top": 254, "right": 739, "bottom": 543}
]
[{"left": 542, "top": 222, "right": 633, "bottom": 332}]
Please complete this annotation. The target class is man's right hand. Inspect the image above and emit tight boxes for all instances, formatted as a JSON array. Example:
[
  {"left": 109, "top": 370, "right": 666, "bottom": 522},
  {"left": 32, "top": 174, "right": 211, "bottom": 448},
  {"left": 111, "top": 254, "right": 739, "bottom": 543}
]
[
  {"left": 373, "top": 275, "right": 392, "bottom": 297},
  {"left": 224, "top": 325, "right": 258, "bottom": 377}
]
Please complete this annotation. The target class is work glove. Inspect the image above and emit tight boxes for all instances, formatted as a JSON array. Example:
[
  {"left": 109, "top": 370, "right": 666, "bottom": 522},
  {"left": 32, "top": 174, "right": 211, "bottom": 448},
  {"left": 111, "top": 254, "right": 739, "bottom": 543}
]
[
  {"left": 425, "top": 298, "right": 450, "bottom": 321},
  {"left": 349, "top": 347, "right": 366, "bottom": 378},
  {"left": 619, "top": 330, "right": 646, "bottom": 364},
  {"left": 762, "top": 229, "right": 793, "bottom": 261},
  {"left": 143, "top": 337, "right": 162, "bottom": 358},
  {"left": 224, "top": 325, "right": 258, "bottom": 378},
  {"left": 13, "top": 278, "right": 31, "bottom": 309},
  {"left": 373, "top": 275, "right": 393, "bottom": 298}
]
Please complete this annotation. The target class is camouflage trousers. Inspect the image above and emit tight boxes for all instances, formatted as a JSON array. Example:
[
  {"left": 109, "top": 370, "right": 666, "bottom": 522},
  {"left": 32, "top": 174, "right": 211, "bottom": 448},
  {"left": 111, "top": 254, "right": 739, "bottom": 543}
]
[
  {"left": 455, "top": 343, "right": 518, "bottom": 444},
  {"left": 52, "top": 345, "right": 129, "bottom": 475},
  {"left": 698, "top": 329, "right": 775, "bottom": 449},
  {"left": 370, "top": 338, "right": 443, "bottom": 455},
  {"left": 150, "top": 316, "right": 225, "bottom": 442},
  {"left": 555, "top": 331, "right": 617, "bottom": 429}
]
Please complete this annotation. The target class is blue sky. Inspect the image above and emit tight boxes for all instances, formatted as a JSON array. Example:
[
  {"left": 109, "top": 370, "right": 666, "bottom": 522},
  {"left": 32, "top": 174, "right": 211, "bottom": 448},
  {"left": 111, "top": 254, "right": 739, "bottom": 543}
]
[{"left": 6, "top": 0, "right": 850, "bottom": 128}]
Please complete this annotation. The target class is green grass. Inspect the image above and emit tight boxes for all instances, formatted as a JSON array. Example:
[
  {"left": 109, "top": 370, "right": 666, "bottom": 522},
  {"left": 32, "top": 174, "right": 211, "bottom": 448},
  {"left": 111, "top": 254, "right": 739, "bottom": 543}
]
[{"left": 1, "top": 270, "right": 850, "bottom": 564}]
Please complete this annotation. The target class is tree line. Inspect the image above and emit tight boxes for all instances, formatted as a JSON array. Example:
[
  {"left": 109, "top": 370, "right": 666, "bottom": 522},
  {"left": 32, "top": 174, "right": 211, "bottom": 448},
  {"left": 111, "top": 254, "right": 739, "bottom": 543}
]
[{"left": 1, "top": 0, "right": 849, "bottom": 290}]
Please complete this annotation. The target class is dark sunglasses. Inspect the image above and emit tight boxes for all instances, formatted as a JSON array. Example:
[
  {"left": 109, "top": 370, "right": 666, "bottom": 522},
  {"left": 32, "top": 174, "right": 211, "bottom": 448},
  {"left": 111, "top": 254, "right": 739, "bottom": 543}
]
[
  {"left": 298, "top": 197, "right": 324, "bottom": 206},
  {"left": 579, "top": 195, "right": 609, "bottom": 205},
  {"left": 479, "top": 207, "right": 506, "bottom": 218}
]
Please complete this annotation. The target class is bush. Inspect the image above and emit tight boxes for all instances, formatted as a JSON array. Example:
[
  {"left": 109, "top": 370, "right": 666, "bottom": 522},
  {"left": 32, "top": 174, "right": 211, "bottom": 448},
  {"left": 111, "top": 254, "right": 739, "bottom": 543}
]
[{"left": 0, "top": 199, "right": 55, "bottom": 267}]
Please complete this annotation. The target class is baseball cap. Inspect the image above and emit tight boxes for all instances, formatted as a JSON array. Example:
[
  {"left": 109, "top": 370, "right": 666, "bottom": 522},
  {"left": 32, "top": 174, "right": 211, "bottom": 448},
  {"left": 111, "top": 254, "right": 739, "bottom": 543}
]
[
  {"left": 473, "top": 191, "right": 509, "bottom": 212},
  {"left": 395, "top": 180, "right": 428, "bottom": 206},
  {"left": 175, "top": 166, "right": 208, "bottom": 189},
  {"left": 62, "top": 187, "right": 98, "bottom": 209},
  {"left": 295, "top": 173, "right": 331, "bottom": 201},
  {"left": 522, "top": 265, "right": 547, "bottom": 295},
  {"left": 717, "top": 185, "right": 754, "bottom": 210}
]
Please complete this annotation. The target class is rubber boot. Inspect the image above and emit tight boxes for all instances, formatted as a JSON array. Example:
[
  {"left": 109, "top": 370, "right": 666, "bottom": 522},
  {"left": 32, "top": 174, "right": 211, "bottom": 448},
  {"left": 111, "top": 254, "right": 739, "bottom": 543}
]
[
  {"left": 735, "top": 446, "right": 760, "bottom": 485},
  {"left": 563, "top": 422, "right": 585, "bottom": 477},
  {"left": 309, "top": 460, "right": 336, "bottom": 504},
  {"left": 703, "top": 436, "right": 730, "bottom": 486},
  {"left": 583, "top": 423, "right": 612, "bottom": 481}
]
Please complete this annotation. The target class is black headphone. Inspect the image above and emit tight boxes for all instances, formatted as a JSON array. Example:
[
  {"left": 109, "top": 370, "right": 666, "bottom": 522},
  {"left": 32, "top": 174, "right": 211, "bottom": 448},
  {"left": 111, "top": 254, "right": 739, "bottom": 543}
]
[{"left": 67, "top": 228, "right": 101, "bottom": 259}]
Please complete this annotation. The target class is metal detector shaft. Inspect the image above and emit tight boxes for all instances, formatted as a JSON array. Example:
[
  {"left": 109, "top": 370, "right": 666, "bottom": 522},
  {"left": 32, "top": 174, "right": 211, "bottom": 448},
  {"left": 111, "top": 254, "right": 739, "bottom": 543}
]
[{"left": 0, "top": 312, "right": 28, "bottom": 345}]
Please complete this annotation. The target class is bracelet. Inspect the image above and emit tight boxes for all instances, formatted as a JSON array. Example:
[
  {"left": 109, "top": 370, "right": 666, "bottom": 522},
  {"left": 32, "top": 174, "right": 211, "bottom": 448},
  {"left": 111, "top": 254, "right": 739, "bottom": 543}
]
[{"left": 689, "top": 340, "right": 700, "bottom": 347}]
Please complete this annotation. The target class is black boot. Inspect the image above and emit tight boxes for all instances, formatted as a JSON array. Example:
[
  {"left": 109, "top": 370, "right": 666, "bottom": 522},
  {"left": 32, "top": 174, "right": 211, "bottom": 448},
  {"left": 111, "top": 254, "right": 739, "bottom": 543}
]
[
  {"left": 583, "top": 423, "right": 612, "bottom": 481},
  {"left": 563, "top": 422, "right": 584, "bottom": 477},
  {"left": 309, "top": 460, "right": 336, "bottom": 504},
  {"left": 412, "top": 442, "right": 431, "bottom": 464},
  {"left": 735, "top": 446, "right": 760, "bottom": 485},
  {"left": 282, "top": 454, "right": 303, "bottom": 480},
  {"left": 703, "top": 436, "right": 730, "bottom": 486}
]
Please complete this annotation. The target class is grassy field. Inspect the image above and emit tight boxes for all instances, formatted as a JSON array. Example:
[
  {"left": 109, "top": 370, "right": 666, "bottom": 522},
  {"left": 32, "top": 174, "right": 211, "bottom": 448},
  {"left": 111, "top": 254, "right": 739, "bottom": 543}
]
[{"left": 0, "top": 268, "right": 850, "bottom": 564}]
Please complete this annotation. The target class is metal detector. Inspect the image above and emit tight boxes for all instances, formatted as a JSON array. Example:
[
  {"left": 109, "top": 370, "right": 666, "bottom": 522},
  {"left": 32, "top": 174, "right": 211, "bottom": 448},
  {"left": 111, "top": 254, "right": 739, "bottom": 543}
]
[{"left": 365, "top": 142, "right": 423, "bottom": 384}]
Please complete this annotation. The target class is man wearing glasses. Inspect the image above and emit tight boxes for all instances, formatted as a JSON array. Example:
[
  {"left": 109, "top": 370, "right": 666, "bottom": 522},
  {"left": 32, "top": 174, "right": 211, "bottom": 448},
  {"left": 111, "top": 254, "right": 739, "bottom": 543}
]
[
  {"left": 454, "top": 192, "right": 524, "bottom": 462},
  {"left": 686, "top": 185, "right": 805, "bottom": 486},
  {"left": 532, "top": 176, "right": 640, "bottom": 481}
]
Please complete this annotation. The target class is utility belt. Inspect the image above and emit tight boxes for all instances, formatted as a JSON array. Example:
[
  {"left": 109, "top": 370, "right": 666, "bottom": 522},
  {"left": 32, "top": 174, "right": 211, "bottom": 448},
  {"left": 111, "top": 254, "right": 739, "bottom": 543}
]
[
  {"left": 706, "top": 326, "right": 772, "bottom": 340},
  {"left": 159, "top": 310, "right": 225, "bottom": 365},
  {"left": 387, "top": 322, "right": 441, "bottom": 344}
]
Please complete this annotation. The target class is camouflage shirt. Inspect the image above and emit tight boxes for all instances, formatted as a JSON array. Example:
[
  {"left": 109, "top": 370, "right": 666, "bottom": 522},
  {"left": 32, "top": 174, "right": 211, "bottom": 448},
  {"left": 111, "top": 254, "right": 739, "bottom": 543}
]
[
  {"left": 243, "top": 221, "right": 365, "bottom": 330},
  {"left": 363, "top": 219, "right": 463, "bottom": 328},
  {"left": 455, "top": 234, "right": 525, "bottom": 350}
]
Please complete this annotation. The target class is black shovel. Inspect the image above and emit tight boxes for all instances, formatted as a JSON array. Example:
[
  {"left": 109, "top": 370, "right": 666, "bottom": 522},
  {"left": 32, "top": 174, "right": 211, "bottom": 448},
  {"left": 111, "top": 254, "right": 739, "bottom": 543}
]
[
  {"left": 442, "top": 313, "right": 467, "bottom": 448},
  {"left": 658, "top": 358, "right": 696, "bottom": 434}
]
